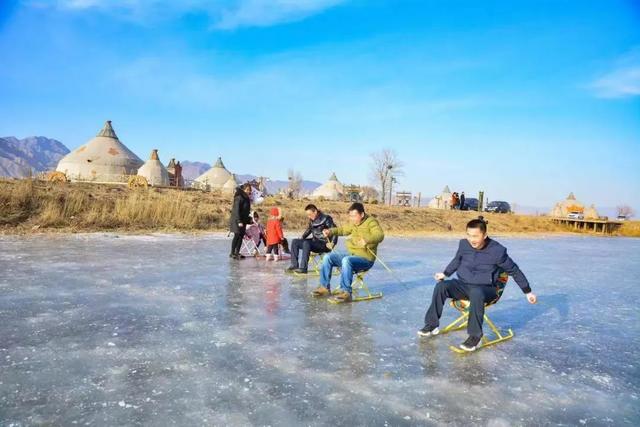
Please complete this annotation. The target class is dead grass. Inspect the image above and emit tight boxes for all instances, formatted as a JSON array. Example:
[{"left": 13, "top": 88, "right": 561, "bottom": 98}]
[{"left": 0, "top": 178, "right": 636, "bottom": 237}]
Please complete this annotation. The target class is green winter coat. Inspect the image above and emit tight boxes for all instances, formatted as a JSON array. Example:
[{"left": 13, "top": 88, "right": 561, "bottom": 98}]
[{"left": 329, "top": 214, "right": 385, "bottom": 261}]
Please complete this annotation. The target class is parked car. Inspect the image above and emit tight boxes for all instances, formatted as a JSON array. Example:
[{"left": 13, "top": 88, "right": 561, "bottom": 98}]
[
  {"left": 616, "top": 215, "right": 628, "bottom": 221},
  {"left": 462, "top": 197, "right": 479, "bottom": 211},
  {"left": 567, "top": 212, "right": 584, "bottom": 220},
  {"left": 485, "top": 201, "right": 512, "bottom": 214}
]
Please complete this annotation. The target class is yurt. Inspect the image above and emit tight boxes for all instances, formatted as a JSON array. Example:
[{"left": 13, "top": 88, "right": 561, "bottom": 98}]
[
  {"left": 192, "top": 157, "right": 233, "bottom": 191},
  {"left": 56, "top": 120, "right": 143, "bottom": 183},
  {"left": 137, "top": 149, "right": 169, "bottom": 187},
  {"left": 584, "top": 204, "right": 599, "bottom": 219},
  {"left": 550, "top": 192, "right": 585, "bottom": 217},
  {"left": 310, "top": 173, "right": 344, "bottom": 201},
  {"left": 222, "top": 174, "right": 239, "bottom": 195},
  {"left": 427, "top": 185, "right": 453, "bottom": 209}
]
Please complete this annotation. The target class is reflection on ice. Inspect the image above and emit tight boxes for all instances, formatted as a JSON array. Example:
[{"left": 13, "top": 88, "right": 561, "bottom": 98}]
[{"left": 0, "top": 234, "right": 638, "bottom": 425}]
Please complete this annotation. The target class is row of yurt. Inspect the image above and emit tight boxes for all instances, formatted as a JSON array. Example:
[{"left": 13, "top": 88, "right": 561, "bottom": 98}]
[
  {"left": 427, "top": 185, "right": 452, "bottom": 209},
  {"left": 550, "top": 193, "right": 599, "bottom": 218},
  {"left": 53, "top": 120, "right": 232, "bottom": 190}
]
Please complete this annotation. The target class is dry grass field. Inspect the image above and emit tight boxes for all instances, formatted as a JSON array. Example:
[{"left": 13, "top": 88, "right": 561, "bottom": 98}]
[{"left": 1, "top": 178, "right": 638, "bottom": 237}]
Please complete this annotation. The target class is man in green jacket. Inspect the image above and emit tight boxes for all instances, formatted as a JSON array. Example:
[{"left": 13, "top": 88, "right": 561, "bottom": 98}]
[{"left": 312, "top": 202, "right": 385, "bottom": 302}]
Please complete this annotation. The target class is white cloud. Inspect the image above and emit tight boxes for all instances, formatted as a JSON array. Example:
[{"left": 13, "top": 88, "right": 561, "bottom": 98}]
[
  {"left": 589, "top": 48, "right": 640, "bottom": 99},
  {"left": 214, "top": 0, "right": 345, "bottom": 30},
  {"left": 26, "top": 0, "right": 346, "bottom": 30}
]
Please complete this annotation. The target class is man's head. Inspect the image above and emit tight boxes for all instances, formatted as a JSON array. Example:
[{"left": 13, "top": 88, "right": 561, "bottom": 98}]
[
  {"left": 466, "top": 216, "right": 488, "bottom": 249},
  {"left": 305, "top": 204, "right": 319, "bottom": 221},
  {"left": 348, "top": 202, "right": 366, "bottom": 225}
]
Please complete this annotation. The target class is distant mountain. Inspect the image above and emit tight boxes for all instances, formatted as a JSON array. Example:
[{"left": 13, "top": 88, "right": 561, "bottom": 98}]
[
  {"left": 179, "top": 161, "right": 210, "bottom": 182},
  {"left": 0, "top": 136, "right": 69, "bottom": 178},
  {"left": 234, "top": 174, "right": 321, "bottom": 195},
  {"left": 178, "top": 160, "right": 321, "bottom": 194}
]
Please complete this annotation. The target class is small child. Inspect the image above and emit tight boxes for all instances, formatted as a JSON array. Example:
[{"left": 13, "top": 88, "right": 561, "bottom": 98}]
[
  {"left": 265, "top": 207, "right": 288, "bottom": 260},
  {"left": 245, "top": 211, "right": 267, "bottom": 256}
]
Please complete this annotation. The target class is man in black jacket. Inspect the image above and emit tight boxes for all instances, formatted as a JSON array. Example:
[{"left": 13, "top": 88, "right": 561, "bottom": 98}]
[
  {"left": 418, "top": 217, "right": 537, "bottom": 351},
  {"left": 286, "top": 204, "right": 337, "bottom": 274},
  {"left": 229, "top": 183, "right": 252, "bottom": 259}
]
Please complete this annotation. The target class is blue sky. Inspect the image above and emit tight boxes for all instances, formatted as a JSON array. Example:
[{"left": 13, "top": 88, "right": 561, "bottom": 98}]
[{"left": 1, "top": 0, "right": 639, "bottom": 212}]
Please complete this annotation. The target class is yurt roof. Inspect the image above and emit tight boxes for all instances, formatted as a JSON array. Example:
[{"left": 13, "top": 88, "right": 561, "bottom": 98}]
[{"left": 56, "top": 120, "right": 143, "bottom": 181}]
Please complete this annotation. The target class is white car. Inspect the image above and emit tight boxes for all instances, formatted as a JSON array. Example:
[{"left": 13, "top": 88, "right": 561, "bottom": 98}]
[
  {"left": 616, "top": 215, "right": 627, "bottom": 221},
  {"left": 567, "top": 212, "right": 584, "bottom": 220}
]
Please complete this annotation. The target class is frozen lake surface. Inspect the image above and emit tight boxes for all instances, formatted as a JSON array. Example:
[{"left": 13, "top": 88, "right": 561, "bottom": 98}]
[{"left": 1, "top": 234, "right": 639, "bottom": 426}]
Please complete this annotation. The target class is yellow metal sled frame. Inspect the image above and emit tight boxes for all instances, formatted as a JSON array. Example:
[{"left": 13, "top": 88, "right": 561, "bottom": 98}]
[
  {"left": 292, "top": 252, "right": 324, "bottom": 277},
  {"left": 328, "top": 271, "right": 382, "bottom": 304},
  {"left": 440, "top": 299, "right": 514, "bottom": 353}
]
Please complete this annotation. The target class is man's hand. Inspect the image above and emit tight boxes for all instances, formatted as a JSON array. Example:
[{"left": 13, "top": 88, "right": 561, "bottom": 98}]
[
  {"left": 434, "top": 272, "right": 446, "bottom": 281},
  {"left": 526, "top": 292, "right": 537, "bottom": 304},
  {"left": 322, "top": 229, "right": 331, "bottom": 238},
  {"left": 325, "top": 241, "right": 334, "bottom": 251},
  {"left": 238, "top": 222, "right": 244, "bottom": 227}
]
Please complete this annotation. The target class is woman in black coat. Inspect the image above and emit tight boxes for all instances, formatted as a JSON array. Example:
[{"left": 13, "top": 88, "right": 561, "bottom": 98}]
[{"left": 229, "top": 183, "right": 252, "bottom": 259}]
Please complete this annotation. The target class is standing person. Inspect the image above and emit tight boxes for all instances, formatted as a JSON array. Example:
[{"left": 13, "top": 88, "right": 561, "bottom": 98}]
[
  {"left": 229, "top": 183, "right": 252, "bottom": 259},
  {"left": 285, "top": 204, "right": 338, "bottom": 274},
  {"left": 312, "top": 203, "right": 385, "bottom": 303},
  {"left": 460, "top": 191, "right": 466, "bottom": 210},
  {"left": 265, "top": 207, "right": 286, "bottom": 261},
  {"left": 417, "top": 216, "right": 537, "bottom": 352}
]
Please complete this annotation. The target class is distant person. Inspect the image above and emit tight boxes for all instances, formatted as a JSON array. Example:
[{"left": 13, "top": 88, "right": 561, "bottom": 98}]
[
  {"left": 265, "top": 207, "right": 290, "bottom": 261},
  {"left": 451, "top": 192, "right": 460, "bottom": 210},
  {"left": 286, "top": 204, "right": 338, "bottom": 274},
  {"left": 460, "top": 191, "right": 466, "bottom": 210},
  {"left": 417, "top": 216, "right": 537, "bottom": 352},
  {"left": 229, "top": 183, "right": 253, "bottom": 259},
  {"left": 312, "top": 203, "right": 385, "bottom": 303}
]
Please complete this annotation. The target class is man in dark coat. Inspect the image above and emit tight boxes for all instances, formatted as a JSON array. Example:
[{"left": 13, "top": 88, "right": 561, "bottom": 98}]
[
  {"left": 229, "top": 183, "right": 252, "bottom": 259},
  {"left": 285, "top": 204, "right": 337, "bottom": 274}
]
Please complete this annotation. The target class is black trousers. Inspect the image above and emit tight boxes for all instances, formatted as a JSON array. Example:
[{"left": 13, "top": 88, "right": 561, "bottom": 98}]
[
  {"left": 266, "top": 244, "right": 280, "bottom": 255},
  {"left": 230, "top": 227, "right": 245, "bottom": 255},
  {"left": 424, "top": 279, "right": 498, "bottom": 338},
  {"left": 289, "top": 239, "right": 330, "bottom": 270}
]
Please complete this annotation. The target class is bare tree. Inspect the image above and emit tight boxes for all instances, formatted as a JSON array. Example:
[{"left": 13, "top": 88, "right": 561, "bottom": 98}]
[
  {"left": 369, "top": 149, "right": 404, "bottom": 204},
  {"left": 616, "top": 205, "right": 635, "bottom": 218},
  {"left": 287, "top": 168, "right": 303, "bottom": 199},
  {"left": 361, "top": 186, "right": 380, "bottom": 202}
]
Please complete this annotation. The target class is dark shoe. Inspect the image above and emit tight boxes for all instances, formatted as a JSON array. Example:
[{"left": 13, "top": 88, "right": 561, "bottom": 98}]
[
  {"left": 285, "top": 267, "right": 296, "bottom": 273},
  {"left": 294, "top": 268, "right": 308, "bottom": 274},
  {"left": 229, "top": 253, "right": 235, "bottom": 258},
  {"left": 459, "top": 335, "right": 482, "bottom": 352},
  {"left": 417, "top": 325, "right": 440, "bottom": 338},
  {"left": 236, "top": 254, "right": 246, "bottom": 259}
]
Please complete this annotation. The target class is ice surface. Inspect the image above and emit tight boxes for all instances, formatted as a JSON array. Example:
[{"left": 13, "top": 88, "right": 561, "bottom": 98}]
[{"left": 0, "top": 233, "right": 639, "bottom": 426}]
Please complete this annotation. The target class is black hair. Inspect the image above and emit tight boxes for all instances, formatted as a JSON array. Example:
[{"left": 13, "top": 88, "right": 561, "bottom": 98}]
[
  {"left": 252, "top": 211, "right": 259, "bottom": 219},
  {"left": 304, "top": 204, "right": 318, "bottom": 212},
  {"left": 466, "top": 216, "right": 488, "bottom": 233},
  {"left": 241, "top": 182, "right": 252, "bottom": 191},
  {"left": 348, "top": 202, "right": 365, "bottom": 214}
]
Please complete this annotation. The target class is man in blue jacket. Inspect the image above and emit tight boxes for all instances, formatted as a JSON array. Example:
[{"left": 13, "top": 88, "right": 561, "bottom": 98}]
[{"left": 418, "top": 217, "right": 537, "bottom": 352}]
